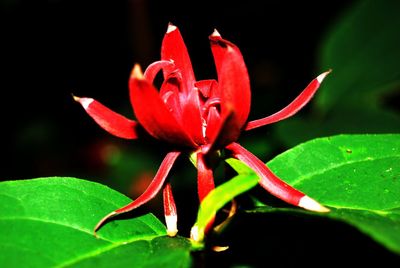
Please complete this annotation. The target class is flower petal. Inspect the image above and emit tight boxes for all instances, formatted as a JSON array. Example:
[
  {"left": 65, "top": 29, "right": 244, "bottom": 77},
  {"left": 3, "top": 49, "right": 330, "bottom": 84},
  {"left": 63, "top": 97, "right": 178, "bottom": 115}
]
[
  {"left": 226, "top": 142, "right": 329, "bottom": 212},
  {"left": 163, "top": 183, "right": 178, "bottom": 237},
  {"left": 204, "top": 107, "right": 241, "bottom": 153},
  {"left": 73, "top": 95, "right": 141, "bottom": 139},
  {"left": 94, "top": 151, "right": 181, "bottom": 234},
  {"left": 161, "top": 23, "right": 196, "bottom": 94},
  {"left": 245, "top": 70, "right": 332, "bottom": 131},
  {"left": 129, "top": 65, "right": 196, "bottom": 148},
  {"left": 210, "top": 30, "right": 251, "bottom": 129},
  {"left": 159, "top": 27, "right": 205, "bottom": 144},
  {"left": 143, "top": 60, "right": 174, "bottom": 83}
]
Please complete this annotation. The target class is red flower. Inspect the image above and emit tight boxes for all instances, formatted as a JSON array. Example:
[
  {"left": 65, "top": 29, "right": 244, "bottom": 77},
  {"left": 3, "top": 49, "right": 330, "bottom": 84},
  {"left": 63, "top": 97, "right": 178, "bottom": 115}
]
[{"left": 74, "top": 24, "right": 330, "bottom": 239}]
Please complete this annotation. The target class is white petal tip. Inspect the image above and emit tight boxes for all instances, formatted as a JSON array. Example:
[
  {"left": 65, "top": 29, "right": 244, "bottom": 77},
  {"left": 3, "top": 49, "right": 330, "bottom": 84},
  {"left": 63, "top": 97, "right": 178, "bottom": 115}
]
[
  {"left": 212, "top": 246, "right": 229, "bottom": 252},
  {"left": 76, "top": 97, "right": 94, "bottom": 110},
  {"left": 190, "top": 226, "right": 204, "bottom": 243},
  {"left": 93, "top": 211, "right": 118, "bottom": 235},
  {"left": 72, "top": 95, "right": 80, "bottom": 102},
  {"left": 130, "top": 64, "right": 144, "bottom": 79},
  {"left": 165, "top": 215, "right": 178, "bottom": 237},
  {"left": 298, "top": 196, "right": 330, "bottom": 212},
  {"left": 211, "top": 28, "right": 221, "bottom": 37},
  {"left": 167, "top": 229, "right": 178, "bottom": 237},
  {"left": 316, "top": 69, "right": 332, "bottom": 83},
  {"left": 167, "top": 24, "right": 177, "bottom": 33}
]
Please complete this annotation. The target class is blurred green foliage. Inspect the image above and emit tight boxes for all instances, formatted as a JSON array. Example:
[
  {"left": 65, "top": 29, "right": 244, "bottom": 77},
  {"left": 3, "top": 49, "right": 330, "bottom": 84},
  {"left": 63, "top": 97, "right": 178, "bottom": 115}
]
[{"left": 275, "top": 0, "right": 400, "bottom": 147}]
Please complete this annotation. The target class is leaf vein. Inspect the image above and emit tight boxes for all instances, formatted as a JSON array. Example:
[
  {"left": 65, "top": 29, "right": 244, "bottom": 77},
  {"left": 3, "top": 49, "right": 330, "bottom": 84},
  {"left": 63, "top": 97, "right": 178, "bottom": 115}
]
[{"left": 290, "top": 154, "right": 400, "bottom": 187}]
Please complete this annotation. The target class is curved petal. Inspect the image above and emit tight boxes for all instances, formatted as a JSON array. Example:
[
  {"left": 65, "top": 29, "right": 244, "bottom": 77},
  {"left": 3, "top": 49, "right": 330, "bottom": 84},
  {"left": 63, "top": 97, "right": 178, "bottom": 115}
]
[
  {"left": 245, "top": 70, "right": 331, "bottom": 131},
  {"left": 73, "top": 95, "right": 141, "bottom": 139},
  {"left": 210, "top": 30, "right": 251, "bottom": 129},
  {"left": 161, "top": 23, "right": 196, "bottom": 95},
  {"left": 143, "top": 60, "right": 174, "bottom": 83},
  {"left": 159, "top": 73, "right": 183, "bottom": 121},
  {"left": 129, "top": 65, "right": 196, "bottom": 148},
  {"left": 226, "top": 142, "right": 329, "bottom": 212},
  {"left": 94, "top": 151, "right": 181, "bottom": 234}
]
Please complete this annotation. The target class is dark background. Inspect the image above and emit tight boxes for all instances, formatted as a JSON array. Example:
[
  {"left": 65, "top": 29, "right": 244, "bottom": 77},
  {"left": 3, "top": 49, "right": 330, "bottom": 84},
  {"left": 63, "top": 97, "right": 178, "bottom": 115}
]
[
  {"left": 3, "top": 0, "right": 398, "bottom": 267},
  {"left": 1, "top": 0, "right": 353, "bottom": 181}
]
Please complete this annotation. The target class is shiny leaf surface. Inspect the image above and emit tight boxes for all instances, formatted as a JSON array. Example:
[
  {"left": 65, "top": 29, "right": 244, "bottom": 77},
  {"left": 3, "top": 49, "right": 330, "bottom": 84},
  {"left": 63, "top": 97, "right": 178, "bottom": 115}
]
[{"left": 0, "top": 177, "right": 192, "bottom": 267}]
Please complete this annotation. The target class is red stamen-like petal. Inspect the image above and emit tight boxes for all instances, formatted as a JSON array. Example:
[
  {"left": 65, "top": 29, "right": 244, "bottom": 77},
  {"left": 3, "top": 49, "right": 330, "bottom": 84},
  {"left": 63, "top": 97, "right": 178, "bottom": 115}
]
[
  {"left": 159, "top": 74, "right": 183, "bottom": 121},
  {"left": 163, "top": 183, "right": 178, "bottom": 237},
  {"left": 181, "top": 87, "right": 206, "bottom": 145},
  {"left": 210, "top": 30, "right": 251, "bottom": 129},
  {"left": 94, "top": 151, "right": 181, "bottom": 234},
  {"left": 73, "top": 96, "right": 140, "bottom": 139},
  {"left": 161, "top": 23, "right": 196, "bottom": 94},
  {"left": 194, "top": 79, "right": 218, "bottom": 99},
  {"left": 197, "top": 152, "right": 215, "bottom": 201},
  {"left": 205, "top": 106, "right": 221, "bottom": 142},
  {"left": 245, "top": 70, "right": 331, "bottom": 131},
  {"left": 129, "top": 65, "right": 196, "bottom": 148},
  {"left": 226, "top": 142, "right": 329, "bottom": 212}
]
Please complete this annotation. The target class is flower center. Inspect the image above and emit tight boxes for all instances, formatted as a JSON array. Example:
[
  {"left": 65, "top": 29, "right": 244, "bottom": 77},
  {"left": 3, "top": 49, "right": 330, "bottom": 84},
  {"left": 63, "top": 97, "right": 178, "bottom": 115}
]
[{"left": 202, "top": 97, "right": 221, "bottom": 118}]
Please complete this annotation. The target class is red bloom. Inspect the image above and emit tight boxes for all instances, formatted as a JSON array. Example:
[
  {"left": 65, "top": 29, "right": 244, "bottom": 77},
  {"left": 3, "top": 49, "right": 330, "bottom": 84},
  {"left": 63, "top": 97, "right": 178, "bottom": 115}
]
[{"left": 75, "top": 24, "right": 330, "bottom": 239}]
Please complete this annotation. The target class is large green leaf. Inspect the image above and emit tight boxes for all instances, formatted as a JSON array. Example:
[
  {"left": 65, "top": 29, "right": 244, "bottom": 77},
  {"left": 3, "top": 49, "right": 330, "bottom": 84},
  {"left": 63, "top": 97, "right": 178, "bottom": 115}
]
[
  {"left": 316, "top": 0, "right": 400, "bottom": 111},
  {"left": 0, "top": 177, "right": 192, "bottom": 267},
  {"left": 193, "top": 134, "right": 400, "bottom": 253}
]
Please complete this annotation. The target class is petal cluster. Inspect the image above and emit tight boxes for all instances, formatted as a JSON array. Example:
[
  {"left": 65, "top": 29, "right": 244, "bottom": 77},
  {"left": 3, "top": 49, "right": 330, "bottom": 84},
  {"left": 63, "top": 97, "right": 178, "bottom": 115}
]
[{"left": 74, "top": 23, "right": 330, "bottom": 240}]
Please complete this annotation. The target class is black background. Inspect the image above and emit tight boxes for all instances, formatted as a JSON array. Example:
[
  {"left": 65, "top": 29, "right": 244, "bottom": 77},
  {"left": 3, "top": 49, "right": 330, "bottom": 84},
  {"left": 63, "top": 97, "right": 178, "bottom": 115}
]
[{"left": 1, "top": 0, "right": 353, "bottom": 180}]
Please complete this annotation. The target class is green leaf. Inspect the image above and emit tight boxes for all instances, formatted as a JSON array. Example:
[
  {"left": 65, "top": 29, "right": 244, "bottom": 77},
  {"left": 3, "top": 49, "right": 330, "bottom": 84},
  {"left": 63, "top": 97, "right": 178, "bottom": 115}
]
[
  {"left": 261, "top": 134, "right": 400, "bottom": 254},
  {"left": 316, "top": 0, "right": 400, "bottom": 112},
  {"left": 194, "top": 134, "right": 400, "bottom": 254},
  {"left": 0, "top": 177, "right": 192, "bottom": 267}
]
